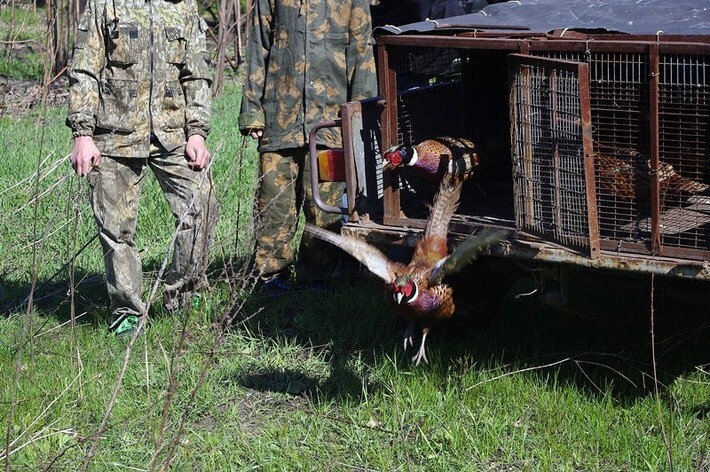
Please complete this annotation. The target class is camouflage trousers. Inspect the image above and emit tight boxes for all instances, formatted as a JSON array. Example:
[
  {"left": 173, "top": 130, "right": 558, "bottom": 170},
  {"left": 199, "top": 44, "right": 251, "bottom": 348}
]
[
  {"left": 254, "top": 147, "right": 344, "bottom": 278},
  {"left": 87, "top": 146, "right": 218, "bottom": 318}
]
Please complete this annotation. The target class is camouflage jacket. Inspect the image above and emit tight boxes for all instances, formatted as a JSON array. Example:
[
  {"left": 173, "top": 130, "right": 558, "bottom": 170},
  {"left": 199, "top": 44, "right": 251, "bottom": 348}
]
[
  {"left": 66, "top": 0, "right": 212, "bottom": 158},
  {"left": 238, "top": 0, "right": 377, "bottom": 152}
]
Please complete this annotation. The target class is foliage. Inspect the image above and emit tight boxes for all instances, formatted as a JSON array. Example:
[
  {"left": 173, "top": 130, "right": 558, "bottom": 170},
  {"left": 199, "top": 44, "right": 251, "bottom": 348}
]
[
  {"left": 0, "top": 5, "right": 45, "bottom": 41},
  {"left": 0, "top": 52, "right": 44, "bottom": 80},
  {"left": 1, "top": 5, "right": 47, "bottom": 81},
  {"left": 0, "top": 81, "right": 709, "bottom": 471}
]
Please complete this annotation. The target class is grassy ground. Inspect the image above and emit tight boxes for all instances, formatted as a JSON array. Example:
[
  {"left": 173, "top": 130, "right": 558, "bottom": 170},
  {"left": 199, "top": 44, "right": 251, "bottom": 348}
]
[
  {"left": 0, "top": 3, "right": 46, "bottom": 80},
  {"left": 1, "top": 82, "right": 709, "bottom": 470}
]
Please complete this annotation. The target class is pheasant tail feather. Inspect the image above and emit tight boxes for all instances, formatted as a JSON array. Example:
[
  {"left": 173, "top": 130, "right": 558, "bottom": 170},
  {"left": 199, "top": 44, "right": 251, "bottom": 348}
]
[{"left": 424, "top": 177, "right": 463, "bottom": 241}]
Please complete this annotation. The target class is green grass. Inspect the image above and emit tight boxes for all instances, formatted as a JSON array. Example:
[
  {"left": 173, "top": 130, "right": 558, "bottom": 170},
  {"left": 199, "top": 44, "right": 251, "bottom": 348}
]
[
  {"left": 0, "top": 52, "right": 44, "bottom": 81},
  {"left": 1, "top": 5, "right": 47, "bottom": 81},
  {"left": 1, "top": 82, "right": 709, "bottom": 470},
  {"left": 0, "top": 5, "right": 45, "bottom": 42}
]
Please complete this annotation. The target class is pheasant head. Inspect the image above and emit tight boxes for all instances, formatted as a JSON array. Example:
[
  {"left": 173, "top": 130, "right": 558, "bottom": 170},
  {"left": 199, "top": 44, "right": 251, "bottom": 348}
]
[
  {"left": 389, "top": 274, "right": 419, "bottom": 305},
  {"left": 383, "top": 145, "right": 416, "bottom": 168}
]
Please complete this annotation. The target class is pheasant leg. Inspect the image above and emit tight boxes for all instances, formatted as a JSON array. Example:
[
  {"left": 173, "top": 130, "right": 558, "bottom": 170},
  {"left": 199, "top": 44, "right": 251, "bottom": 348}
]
[
  {"left": 403, "top": 322, "right": 415, "bottom": 351},
  {"left": 411, "top": 328, "right": 430, "bottom": 366}
]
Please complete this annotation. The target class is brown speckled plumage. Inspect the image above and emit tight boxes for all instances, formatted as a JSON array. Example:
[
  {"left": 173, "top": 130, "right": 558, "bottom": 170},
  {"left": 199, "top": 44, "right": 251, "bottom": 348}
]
[
  {"left": 596, "top": 151, "right": 709, "bottom": 203},
  {"left": 383, "top": 137, "right": 479, "bottom": 182}
]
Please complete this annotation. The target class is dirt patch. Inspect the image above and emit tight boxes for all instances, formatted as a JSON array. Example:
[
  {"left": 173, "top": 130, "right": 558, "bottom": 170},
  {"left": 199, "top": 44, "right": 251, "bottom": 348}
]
[{"left": 0, "top": 75, "right": 69, "bottom": 117}]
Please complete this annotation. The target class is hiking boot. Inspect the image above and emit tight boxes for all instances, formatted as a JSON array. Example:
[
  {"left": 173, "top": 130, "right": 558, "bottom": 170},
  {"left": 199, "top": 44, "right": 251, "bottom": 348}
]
[
  {"left": 108, "top": 313, "right": 141, "bottom": 338},
  {"left": 163, "top": 281, "right": 202, "bottom": 313},
  {"left": 256, "top": 272, "right": 291, "bottom": 296},
  {"left": 295, "top": 257, "right": 347, "bottom": 287}
]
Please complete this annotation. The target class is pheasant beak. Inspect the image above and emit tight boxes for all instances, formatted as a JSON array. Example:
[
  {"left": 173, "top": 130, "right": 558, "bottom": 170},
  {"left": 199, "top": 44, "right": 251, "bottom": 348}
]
[{"left": 395, "top": 293, "right": 404, "bottom": 304}]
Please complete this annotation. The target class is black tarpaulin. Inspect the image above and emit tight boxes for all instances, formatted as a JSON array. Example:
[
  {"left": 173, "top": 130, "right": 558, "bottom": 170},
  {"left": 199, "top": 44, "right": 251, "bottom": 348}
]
[{"left": 374, "top": 0, "right": 710, "bottom": 36}]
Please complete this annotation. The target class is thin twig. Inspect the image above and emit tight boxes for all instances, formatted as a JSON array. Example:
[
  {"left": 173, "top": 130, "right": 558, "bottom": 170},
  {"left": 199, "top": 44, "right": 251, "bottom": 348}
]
[
  {"left": 389, "top": 379, "right": 413, "bottom": 472},
  {"left": 83, "top": 147, "right": 222, "bottom": 470},
  {"left": 0, "top": 155, "right": 65, "bottom": 199},
  {"left": 0, "top": 427, "right": 76, "bottom": 462},
  {"left": 32, "top": 312, "right": 87, "bottom": 338},
  {"left": 0, "top": 371, "right": 82, "bottom": 461},
  {"left": 466, "top": 357, "right": 571, "bottom": 391},
  {"left": 158, "top": 267, "right": 264, "bottom": 470},
  {"left": 5, "top": 103, "right": 50, "bottom": 472}
]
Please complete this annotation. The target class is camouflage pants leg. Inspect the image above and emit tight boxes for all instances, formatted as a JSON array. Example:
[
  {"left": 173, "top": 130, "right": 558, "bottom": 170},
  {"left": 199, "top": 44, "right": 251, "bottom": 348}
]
[
  {"left": 149, "top": 148, "right": 218, "bottom": 295},
  {"left": 253, "top": 147, "right": 344, "bottom": 278},
  {"left": 299, "top": 149, "right": 345, "bottom": 277},
  {"left": 88, "top": 148, "right": 217, "bottom": 319},
  {"left": 87, "top": 156, "right": 147, "bottom": 318},
  {"left": 253, "top": 149, "right": 301, "bottom": 277}
]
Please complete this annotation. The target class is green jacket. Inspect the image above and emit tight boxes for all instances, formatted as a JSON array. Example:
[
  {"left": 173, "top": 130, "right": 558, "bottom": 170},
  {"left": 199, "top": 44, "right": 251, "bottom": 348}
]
[
  {"left": 66, "top": 0, "right": 212, "bottom": 158},
  {"left": 238, "top": 0, "right": 377, "bottom": 152}
]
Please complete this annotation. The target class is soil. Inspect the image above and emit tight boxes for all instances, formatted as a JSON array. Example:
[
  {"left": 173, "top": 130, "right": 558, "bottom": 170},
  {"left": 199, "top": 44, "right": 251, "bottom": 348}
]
[{"left": 0, "top": 75, "right": 69, "bottom": 117}]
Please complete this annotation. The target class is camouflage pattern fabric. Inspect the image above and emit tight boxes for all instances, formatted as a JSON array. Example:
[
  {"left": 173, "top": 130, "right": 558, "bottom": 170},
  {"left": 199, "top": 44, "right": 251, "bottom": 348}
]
[
  {"left": 238, "top": 0, "right": 377, "bottom": 151},
  {"left": 254, "top": 149, "right": 344, "bottom": 277},
  {"left": 240, "top": 0, "right": 377, "bottom": 279},
  {"left": 66, "top": 0, "right": 212, "bottom": 158},
  {"left": 86, "top": 147, "right": 218, "bottom": 318}
]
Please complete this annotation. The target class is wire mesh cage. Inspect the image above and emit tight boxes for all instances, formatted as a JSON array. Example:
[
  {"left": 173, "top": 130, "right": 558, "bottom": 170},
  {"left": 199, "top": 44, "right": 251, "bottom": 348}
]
[
  {"left": 656, "top": 53, "right": 710, "bottom": 251},
  {"left": 376, "top": 31, "right": 710, "bottom": 262},
  {"left": 528, "top": 48, "right": 710, "bottom": 259},
  {"left": 509, "top": 55, "right": 597, "bottom": 254}
]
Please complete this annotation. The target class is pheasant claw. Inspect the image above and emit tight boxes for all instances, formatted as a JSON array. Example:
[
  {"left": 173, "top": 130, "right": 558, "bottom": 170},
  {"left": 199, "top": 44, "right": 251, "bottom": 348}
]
[
  {"left": 403, "top": 323, "right": 415, "bottom": 351},
  {"left": 411, "top": 329, "right": 429, "bottom": 366}
]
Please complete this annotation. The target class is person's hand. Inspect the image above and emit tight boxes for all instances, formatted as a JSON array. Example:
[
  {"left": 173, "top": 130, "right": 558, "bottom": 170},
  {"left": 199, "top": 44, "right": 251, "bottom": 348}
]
[
  {"left": 70, "top": 135, "right": 101, "bottom": 176},
  {"left": 185, "top": 134, "right": 211, "bottom": 171},
  {"left": 248, "top": 128, "right": 263, "bottom": 140}
]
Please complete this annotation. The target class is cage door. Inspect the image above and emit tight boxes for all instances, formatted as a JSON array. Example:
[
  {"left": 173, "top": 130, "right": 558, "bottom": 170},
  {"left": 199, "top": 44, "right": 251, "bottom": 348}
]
[
  {"left": 509, "top": 54, "right": 600, "bottom": 257},
  {"left": 340, "top": 98, "right": 384, "bottom": 222}
]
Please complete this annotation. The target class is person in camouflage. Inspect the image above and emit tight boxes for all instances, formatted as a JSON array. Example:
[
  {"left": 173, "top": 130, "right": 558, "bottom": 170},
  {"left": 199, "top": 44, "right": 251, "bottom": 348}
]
[
  {"left": 66, "top": 0, "right": 217, "bottom": 335},
  {"left": 239, "top": 0, "right": 378, "bottom": 286}
]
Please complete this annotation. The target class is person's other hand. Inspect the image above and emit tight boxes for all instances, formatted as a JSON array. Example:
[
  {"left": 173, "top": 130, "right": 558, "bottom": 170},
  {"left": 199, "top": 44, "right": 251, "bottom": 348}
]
[
  {"left": 248, "top": 128, "right": 263, "bottom": 140},
  {"left": 185, "top": 134, "right": 211, "bottom": 171},
  {"left": 70, "top": 136, "right": 101, "bottom": 176}
]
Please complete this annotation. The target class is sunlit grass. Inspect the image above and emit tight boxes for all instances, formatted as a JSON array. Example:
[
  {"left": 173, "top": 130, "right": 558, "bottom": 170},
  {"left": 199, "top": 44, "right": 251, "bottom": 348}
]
[{"left": 0, "top": 81, "right": 708, "bottom": 470}]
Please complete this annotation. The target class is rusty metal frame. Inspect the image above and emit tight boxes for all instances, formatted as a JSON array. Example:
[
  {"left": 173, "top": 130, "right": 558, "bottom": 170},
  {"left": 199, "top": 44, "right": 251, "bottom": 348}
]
[
  {"left": 376, "top": 33, "right": 710, "bottom": 55},
  {"left": 340, "top": 102, "right": 363, "bottom": 220},
  {"left": 377, "top": 41, "right": 402, "bottom": 227},
  {"left": 340, "top": 98, "right": 387, "bottom": 222}
]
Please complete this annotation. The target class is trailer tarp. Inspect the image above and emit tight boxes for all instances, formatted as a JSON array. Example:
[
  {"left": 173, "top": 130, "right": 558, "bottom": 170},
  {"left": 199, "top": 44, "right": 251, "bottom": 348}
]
[{"left": 374, "top": 0, "right": 710, "bottom": 36}]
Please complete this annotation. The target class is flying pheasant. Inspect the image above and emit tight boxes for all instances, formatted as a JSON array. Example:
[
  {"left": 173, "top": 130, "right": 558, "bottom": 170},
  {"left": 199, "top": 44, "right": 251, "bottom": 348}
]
[
  {"left": 383, "top": 137, "right": 480, "bottom": 182},
  {"left": 305, "top": 177, "right": 507, "bottom": 366}
]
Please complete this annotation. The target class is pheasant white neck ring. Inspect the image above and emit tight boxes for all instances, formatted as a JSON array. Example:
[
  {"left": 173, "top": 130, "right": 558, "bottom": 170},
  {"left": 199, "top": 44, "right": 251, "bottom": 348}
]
[{"left": 407, "top": 148, "right": 419, "bottom": 166}]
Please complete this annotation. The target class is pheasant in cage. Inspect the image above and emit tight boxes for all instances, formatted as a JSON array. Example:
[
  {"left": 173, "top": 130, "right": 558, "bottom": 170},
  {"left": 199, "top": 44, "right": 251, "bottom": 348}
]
[
  {"left": 305, "top": 175, "right": 507, "bottom": 366},
  {"left": 383, "top": 137, "right": 479, "bottom": 183},
  {"left": 596, "top": 151, "right": 709, "bottom": 203}
]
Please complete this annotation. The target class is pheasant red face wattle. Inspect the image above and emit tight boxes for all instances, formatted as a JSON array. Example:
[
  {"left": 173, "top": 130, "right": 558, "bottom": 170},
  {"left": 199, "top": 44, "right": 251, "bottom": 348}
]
[{"left": 384, "top": 150, "right": 403, "bottom": 166}]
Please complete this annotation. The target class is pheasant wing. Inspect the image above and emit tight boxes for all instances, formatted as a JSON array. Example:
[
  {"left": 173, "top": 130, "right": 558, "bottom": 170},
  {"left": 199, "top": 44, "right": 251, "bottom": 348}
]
[
  {"left": 428, "top": 228, "right": 509, "bottom": 286},
  {"left": 304, "top": 223, "right": 394, "bottom": 283}
]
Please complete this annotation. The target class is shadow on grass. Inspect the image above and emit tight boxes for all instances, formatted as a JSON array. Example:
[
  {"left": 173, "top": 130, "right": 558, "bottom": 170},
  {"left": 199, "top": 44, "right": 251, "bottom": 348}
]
[
  {"left": 440, "top": 270, "right": 709, "bottom": 407},
  {"left": 3, "top": 252, "right": 708, "bottom": 409},
  {"left": 0, "top": 252, "right": 250, "bottom": 325},
  {"left": 231, "top": 258, "right": 710, "bottom": 408},
  {"left": 231, "top": 273, "right": 398, "bottom": 402},
  {"left": 0, "top": 268, "right": 109, "bottom": 325}
]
